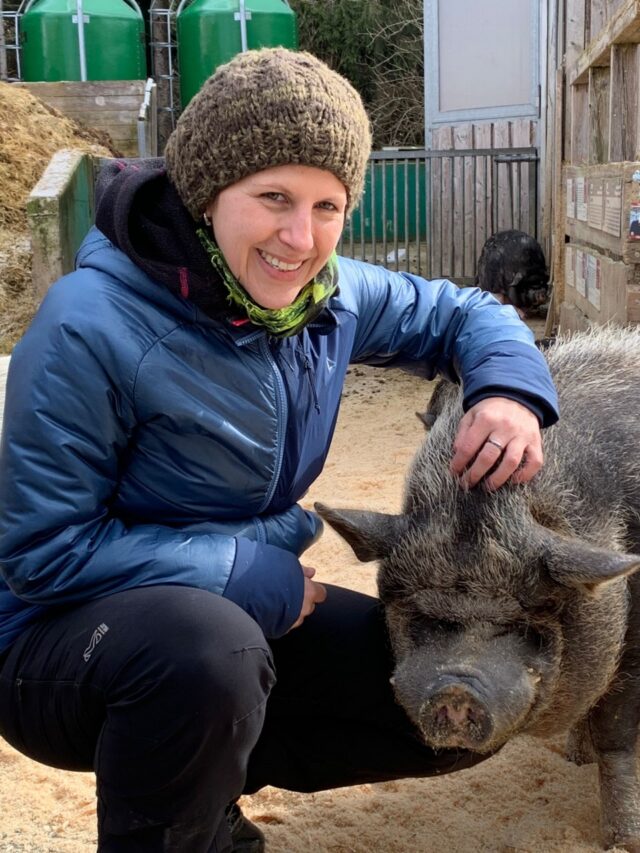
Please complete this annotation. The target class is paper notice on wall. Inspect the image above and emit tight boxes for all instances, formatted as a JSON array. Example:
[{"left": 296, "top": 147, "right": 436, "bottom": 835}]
[
  {"left": 628, "top": 204, "right": 640, "bottom": 242},
  {"left": 586, "top": 254, "right": 601, "bottom": 310},
  {"left": 603, "top": 178, "right": 622, "bottom": 236},
  {"left": 575, "top": 249, "right": 586, "bottom": 296},
  {"left": 575, "top": 177, "right": 588, "bottom": 221},
  {"left": 587, "top": 179, "right": 604, "bottom": 230},
  {"left": 566, "top": 178, "right": 575, "bottom": 220},
  {"left": 565, "top": 245, "right": 574, "bottom": 290}
]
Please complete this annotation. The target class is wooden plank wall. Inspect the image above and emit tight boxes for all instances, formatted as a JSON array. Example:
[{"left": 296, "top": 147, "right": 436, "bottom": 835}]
[
  {"left": 609, "top": 43, "right": 640, "bottom": 161},
  {"left": 13, "top": 80, "right": 153, "bottom": 156},
  {"left": 556, "top": 0, "right": 640, "bottom": 330}
]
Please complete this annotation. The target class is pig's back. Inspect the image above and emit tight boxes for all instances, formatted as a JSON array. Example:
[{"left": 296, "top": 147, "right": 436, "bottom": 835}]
[
  {"left": 408, "top": 327, "right": 640, "bottom": 549},
  {"left": 540, "top": 327, "right": 640, "bottom": 544}
]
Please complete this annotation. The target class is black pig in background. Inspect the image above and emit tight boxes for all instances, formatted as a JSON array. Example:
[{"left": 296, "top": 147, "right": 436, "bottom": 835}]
[
  {"left": 476, "top": 229, "right": 549, "bottom": 317},
  {"left": 317, "top": 327, "right": 640, "bottom": 852}
]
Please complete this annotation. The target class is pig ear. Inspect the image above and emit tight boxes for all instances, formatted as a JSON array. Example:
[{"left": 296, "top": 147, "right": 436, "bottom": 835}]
[
  {"left": 314, "top": 502, "right": 406, "bottom": 562},
  {"left": 540, "top": 529, "right": 640, "bottom": 591}
]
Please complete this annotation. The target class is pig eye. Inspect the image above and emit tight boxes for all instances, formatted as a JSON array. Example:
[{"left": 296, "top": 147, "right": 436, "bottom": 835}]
[
  {"left": 521, "top": 624, "right": 545, "bottom": 650},
  {"left": 430, "top": 619, "right": 462, "bottom": 634},
  {"left": 408, "top": 616, "right": 461, "bottom": 642},
  {"left": 492, "top": 624, "right": 545, "bottom": 650}
]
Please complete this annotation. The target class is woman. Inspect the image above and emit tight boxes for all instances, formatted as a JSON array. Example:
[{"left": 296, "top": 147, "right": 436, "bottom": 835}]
[{"left": 0, "top": 49, "right": 558, "bottom": 852}]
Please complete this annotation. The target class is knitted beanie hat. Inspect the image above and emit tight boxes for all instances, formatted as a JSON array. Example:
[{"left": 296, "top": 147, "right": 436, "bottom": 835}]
[{"left": 165, "top": 47, "right": 371, "bottom": 220}]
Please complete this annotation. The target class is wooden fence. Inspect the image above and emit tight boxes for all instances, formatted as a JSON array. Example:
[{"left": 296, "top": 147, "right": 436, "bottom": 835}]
[
  {"left": 26, "top": 148, "right": 539, "bottom": 299},
  {"left": 339, "top": 147, "right": 539, "bottom": 284}
]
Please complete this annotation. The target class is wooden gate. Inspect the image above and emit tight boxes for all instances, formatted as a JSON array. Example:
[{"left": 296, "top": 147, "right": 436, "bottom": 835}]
[{"left": 339, "top": 147, "right": 539, "bottom": 285}]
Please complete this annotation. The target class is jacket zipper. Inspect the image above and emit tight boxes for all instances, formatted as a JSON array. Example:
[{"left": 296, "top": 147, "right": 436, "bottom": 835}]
[
  {"left": 302, "top": 353, "right": 320, "bottom": 414},
  {"left": 258, "top": 336, "right": 287, "bottom": 513}
]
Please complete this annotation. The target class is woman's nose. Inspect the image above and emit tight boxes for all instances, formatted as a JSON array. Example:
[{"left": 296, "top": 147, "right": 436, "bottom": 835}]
[{"left": 280, "top": 209, "right": 314, "bottom": 252}]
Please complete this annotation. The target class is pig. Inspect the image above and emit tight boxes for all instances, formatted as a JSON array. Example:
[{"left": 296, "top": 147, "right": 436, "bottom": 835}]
[
  {"left": 475, "top": 229, "right": 549, "bottom": 316},
  {"left": 316, "top": 327, "right": 640, "bottom": 852},
  {"left": 417, "top": 339, "right": 553, "bottom": 431},
  {"left": 414, "top": 375, "right": 451, "bottom": 430}
]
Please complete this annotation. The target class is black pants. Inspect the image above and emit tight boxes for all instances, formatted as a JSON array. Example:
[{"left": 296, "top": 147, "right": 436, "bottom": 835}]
[{"left": 0, "top": 585, "right": 489, "bottom": 852}]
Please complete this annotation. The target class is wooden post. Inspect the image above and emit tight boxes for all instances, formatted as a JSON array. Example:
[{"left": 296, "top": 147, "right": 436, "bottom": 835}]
[
  {"left": 549, "top": 68, "right": 566, "bottom": 334},
  {"left": 0, "top": 0, "right": 8, "bottom": 82},
  {"left": 588, "top": 65, "right": 611, "bottom": 163},
  {"left": 609, "top": 42, "right": 640, "bottom": 161},
  {"left": 566, "top": 0, "right": 586, "bottom": 69},
  {"left": 26, "top": 149, "right": 97, "bottom": 300}
]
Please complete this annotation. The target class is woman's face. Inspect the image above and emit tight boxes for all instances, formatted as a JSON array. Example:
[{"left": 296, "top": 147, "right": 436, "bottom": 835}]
[{"left": 206, "top": 164, "right": 348, "bottom": 310}]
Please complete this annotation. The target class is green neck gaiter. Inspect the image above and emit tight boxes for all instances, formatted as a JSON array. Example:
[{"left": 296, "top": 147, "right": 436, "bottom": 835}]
[{"left": 197, "top": 228, "right": 338, "bottom": 338}]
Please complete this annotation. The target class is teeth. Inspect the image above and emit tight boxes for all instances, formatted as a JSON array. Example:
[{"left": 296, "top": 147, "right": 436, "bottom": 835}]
[{"left": 260, "top": 251, "right": 303, "bottom": 272}]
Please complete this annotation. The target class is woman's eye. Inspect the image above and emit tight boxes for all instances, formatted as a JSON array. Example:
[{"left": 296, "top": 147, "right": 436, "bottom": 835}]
[
  {"left": 262, "top": 192, "right": 285, "bottom": 202},
  {"left": 317, "top": 201, "right": 338, "bottom": 212}
]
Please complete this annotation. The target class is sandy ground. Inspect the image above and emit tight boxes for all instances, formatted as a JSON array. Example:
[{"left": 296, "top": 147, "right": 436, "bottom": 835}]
[{"left": 0, "top": 343, "right": 624, "bottom": 853}]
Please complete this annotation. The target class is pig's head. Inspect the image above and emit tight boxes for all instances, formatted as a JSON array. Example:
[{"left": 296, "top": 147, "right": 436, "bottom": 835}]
[{"left": 315, "top": 495, "right": 640, "bottom": 753}]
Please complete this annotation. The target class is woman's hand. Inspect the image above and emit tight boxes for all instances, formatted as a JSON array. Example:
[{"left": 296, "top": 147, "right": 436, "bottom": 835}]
[
  {"left": 289, "top": 565, "right": 327, "bottom": 630},
  {"left": 450, "top": 397, "right": 543, "bottom": 490}
]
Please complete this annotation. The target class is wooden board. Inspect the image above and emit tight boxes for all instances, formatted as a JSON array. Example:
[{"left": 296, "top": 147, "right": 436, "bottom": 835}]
[
  {"left": 570, "top": 0, "right": 640, "bottom": 84},
  {"left": 609, "top": 43, "right": 640, "bottom": 160},
  {"left": 571, "top": 83, "right": 590, "bottom": 163},
  {"left": 563, "top": 240, "right": 639, "bottom": 323},
  {"left": 13, "top": 80, "right": 156, "bottom": 157},
  {"left": 563, "top": 161, "right": 640, "bottom": 261},
  {"left": 588, "top": 65, "right": 610, "bottom": 163}
]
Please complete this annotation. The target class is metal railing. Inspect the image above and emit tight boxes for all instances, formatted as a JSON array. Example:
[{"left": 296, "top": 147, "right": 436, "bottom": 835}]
[
  {"left": 338, "top": 147, "right": 539, "bottom": 284},
  {"left": 149, "top": 0, "right": 180, "bottom": 148},
  {"left": 0, "top": 0, "right": 27, "bottom": 82}
]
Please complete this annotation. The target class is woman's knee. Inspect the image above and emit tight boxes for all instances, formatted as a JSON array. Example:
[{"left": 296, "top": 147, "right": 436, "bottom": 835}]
[{"left": 105, "top": 586, "right": 277, "bottom": 722}]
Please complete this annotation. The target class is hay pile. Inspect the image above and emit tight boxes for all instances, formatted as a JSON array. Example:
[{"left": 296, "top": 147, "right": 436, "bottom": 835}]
[{"left": 0, "top": 82, "right": 116, "bottom": 353}]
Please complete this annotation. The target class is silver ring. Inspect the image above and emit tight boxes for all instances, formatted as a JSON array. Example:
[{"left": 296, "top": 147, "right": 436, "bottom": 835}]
[{"left": 486, "top": 437, "right": 504, "bottom": 451}]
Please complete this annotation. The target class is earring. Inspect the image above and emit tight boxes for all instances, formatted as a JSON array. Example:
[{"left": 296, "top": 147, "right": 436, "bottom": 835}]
[{"left": 203, "top": 212, "right": 211, "bottom": 227}]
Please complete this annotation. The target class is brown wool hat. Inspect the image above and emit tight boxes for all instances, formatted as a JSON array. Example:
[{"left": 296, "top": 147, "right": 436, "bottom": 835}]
[{"left": 165, "top": 47, "right": 372, "bottom": 220}]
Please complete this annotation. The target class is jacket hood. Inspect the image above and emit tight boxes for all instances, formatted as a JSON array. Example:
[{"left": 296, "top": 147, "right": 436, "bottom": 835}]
[{"left": 94, "top": 158, "right": 229, "bottom": 318}]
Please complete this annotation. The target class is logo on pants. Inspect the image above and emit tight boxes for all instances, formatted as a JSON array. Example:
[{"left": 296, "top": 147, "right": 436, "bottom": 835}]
[{"left": 83, "top": 623, "right": 110, "bottom": 662}]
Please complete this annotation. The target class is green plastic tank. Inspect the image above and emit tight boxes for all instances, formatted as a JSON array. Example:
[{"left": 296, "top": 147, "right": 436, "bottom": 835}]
[
  {"left": 177, "top": 0, "right": 297, "bottom": 108},
  {"left": 20, "top": 0, "right": 147, "bottom": 82}
]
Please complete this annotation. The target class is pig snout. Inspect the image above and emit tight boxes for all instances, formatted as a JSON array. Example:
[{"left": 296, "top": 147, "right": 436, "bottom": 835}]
[
  {"left": 420, "top": 678, "right": 492, "bottom": 749},
  {"left": 392, "top": 654, "right": 542, "bottom": 753}
]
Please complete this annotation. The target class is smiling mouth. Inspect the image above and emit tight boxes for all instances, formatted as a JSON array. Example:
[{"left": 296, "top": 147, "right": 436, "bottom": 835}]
[{"left": 259, "top": 250, "right": 304, "bottom": 272}]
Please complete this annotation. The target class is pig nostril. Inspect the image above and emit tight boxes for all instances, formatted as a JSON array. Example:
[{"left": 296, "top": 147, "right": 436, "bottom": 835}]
[
  {"left": 442, "top": 701, "right": 473, "bottom": 727},
  {"left": 435, "top": 705, "right": 449, "bottom": 725},
  {"left": 420, "top": 685, "right": 492, "bottom": 748}
]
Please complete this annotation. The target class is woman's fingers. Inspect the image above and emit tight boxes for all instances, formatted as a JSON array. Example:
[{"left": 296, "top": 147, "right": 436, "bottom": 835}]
[
  {"left": 451, "top": 397, "right": 543, "bottom": 490},
  {"left": 289, "top": 567, "right": 327, "bottom": 630}
]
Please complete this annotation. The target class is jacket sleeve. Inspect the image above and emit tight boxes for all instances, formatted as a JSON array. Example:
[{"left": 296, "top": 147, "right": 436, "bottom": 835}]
[
  {"left": 337, "top": 258, "right": 559, "bottom": 426},
  {"left": 0, "top": 291, "right": 303, "bottom": 638}
]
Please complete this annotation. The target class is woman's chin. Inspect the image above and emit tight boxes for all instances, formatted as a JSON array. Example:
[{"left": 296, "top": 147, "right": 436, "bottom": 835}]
[{"left": 246, "top": 283, "right": 305, "bottom": 310}]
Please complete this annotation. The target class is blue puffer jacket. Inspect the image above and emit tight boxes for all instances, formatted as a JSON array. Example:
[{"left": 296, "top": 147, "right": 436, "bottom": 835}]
[{"left": 0, "top": 228, "right": 558, "bottom": 649}]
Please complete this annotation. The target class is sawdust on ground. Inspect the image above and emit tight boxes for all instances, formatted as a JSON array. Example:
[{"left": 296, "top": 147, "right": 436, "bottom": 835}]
[
  {"left": 0, "top": 82, "right": 115, "bottom": 353},
  {"left": 0, "top": 357, "right": 626, "bottom": 853}
]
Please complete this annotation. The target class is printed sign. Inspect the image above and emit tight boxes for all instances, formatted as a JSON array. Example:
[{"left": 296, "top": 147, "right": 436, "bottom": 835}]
[
  {"left": 575, "top": 249, "right": 586, "bottom": 297},
  {"left": 587, "top": 179, "right": 604, "bottom": 230},
  {"left": 629, "top": 205, "right": 640, "bottom": 241},
  {"left": 603, "top": 178, "right": 622, "bottom": 237},
  {"left": 576, "top": 176, "right": 588, "bottom": 221},
  {"left": 566, "top": 178, "right": 575, "bottom": 220},
  {"left": 586, "top": 254, "right": 600, "bottom": 311},
  {"left": 565, "top": 245, "right": 574, "bottom": 290}
]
